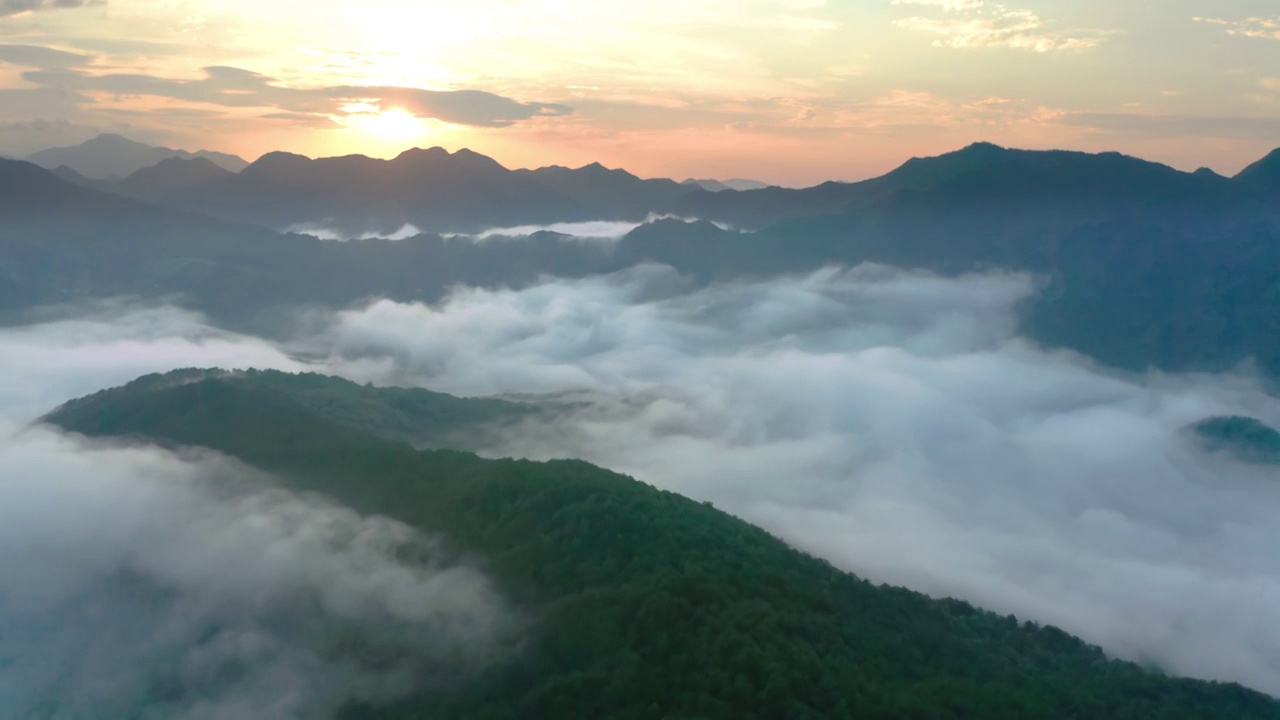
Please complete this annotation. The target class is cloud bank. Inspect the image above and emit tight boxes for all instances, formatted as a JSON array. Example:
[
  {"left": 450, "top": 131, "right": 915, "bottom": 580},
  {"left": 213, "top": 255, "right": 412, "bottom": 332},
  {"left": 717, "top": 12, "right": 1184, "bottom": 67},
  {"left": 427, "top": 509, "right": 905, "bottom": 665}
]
[
  {"left": 0, "top": 303, "right": 517, "bottom": 718},
  {"left": 0, "top": 0, "right": 100, "bottom": 18},
  {"left": 471, "top": 215, "right": 735, "bottom": 241},
  {"left": 1, "top": 56, "right": 571, "bottom": 129},
  {"left": 8, "top": 265, "right": 1280, "bottom": 699},
  {"left": 297, "top": 263, "right": 1280, "bottom": 695}
]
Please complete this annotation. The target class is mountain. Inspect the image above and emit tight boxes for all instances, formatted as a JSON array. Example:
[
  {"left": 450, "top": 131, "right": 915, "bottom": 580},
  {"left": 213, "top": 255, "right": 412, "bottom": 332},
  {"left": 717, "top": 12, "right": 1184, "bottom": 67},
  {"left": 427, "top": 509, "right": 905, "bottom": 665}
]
[
  {"left": 50, "top": 165, "right": 121, "bottom": 194},
  {"left": 1192, "top": 416, "right": 1280, "bottom": 464},
  {"left": 148, "top": 148, "right": 699, "bottom": 235},
  {"left": 26, "top": 133, "right": 249, "bottom": 179},
  {"left": 5, "top": 144, "right": 1280, "bottom": 377},
  {"left": 1236, "top": 148, "right": 1280, "bottom": 192},
  {"left": 118, "top": 156, "right": 235, "bottom": 202},
  {"left": 682, "top": 177, "right": 772, "bottom": 192},
  {"left": 42, "top": 368, "right": 1280, "bottom": 719},
  {"left": 514, "top": 161, "right": 692, "bottom": 220},
  {"left": 676, "top": 142, "right": 1246, "bottom": 229},
  {"left": 0, "top": 157, "right": 319, "bottom": 319},
  {"left": 0, "top": 159, "right": 127, "bottom": 213}
]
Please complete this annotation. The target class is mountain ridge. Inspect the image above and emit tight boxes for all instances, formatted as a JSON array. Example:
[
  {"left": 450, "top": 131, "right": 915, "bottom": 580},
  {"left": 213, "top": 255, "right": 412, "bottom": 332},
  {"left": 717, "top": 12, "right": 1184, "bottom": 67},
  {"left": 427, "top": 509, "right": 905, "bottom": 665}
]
[
  {"left": 26, "top": 133, "right": 249, "bottom": 179},
  {"left": 40, "top": 368, "right": 1280, "bottom": 719}
]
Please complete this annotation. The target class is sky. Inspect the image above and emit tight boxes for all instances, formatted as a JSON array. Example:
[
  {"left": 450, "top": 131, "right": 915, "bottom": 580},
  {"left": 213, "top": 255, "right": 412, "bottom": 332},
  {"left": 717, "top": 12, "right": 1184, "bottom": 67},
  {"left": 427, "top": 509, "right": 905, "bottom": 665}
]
[{"left": 0, "top": 0, "right": 1278, "bottom": 184}]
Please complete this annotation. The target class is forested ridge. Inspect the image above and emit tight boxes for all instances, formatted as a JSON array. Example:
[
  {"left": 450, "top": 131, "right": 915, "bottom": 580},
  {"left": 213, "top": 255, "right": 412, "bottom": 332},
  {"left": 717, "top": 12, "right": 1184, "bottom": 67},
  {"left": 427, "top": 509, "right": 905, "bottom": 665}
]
[
  {"left": 5, "top": 140, "right": 1280, "bottom": 377},
  {"left": 42, "top": 370, "right": 1280, "bottom": 719}
]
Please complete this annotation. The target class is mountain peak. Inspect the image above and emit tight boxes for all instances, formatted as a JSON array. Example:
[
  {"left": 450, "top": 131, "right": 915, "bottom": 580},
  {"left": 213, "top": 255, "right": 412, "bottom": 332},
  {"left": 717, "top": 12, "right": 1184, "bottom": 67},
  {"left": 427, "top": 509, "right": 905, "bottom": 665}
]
[
  {"left": 120, "top": 156, "right": 234, "bottom": 199},
  {"left": 958, "top": 141, "right": 1008, "bottom": 154},
  {"left": 394, "top": 146, "right": 449, "bottom": 161},
  {"left": 1235, "top": 147, "right": 1280, "bottom": 188},
  {"left": 27, "top": 134, "right": 249, "bottom": 178},
  {"left": 85, "top": 132, "right": 147, "bottom": 146}
]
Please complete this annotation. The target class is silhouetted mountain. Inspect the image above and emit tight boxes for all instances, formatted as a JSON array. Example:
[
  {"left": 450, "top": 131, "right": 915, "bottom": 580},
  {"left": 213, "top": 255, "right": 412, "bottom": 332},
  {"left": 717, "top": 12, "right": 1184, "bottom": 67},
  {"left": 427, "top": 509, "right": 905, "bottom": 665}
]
[
  {"left": 118, "top": 156, "right": 235, "bottom": 202},
  {"left": 0, "top": 159, "right": 129, "bottom": 213},
  {"left": 677, "top": 142, "right": 1245, "bottom": 229},
  {"left": 682, "top": 177, "right": 771, "bottom": 192},
  {"left": 149, "top": 148, "right": 699, "bottom": 235},
  {"left": 26, "top": 133, "right": 249, "bottom": 179},
  {"left": 1236, "top": 148, "right": 1280, "bottom": 191},
  {"left": 515, "top": 161, "right": 693, "bottom": 220},
  {"left": 50, "top": 165, "right": 120, "bottom": 195},
  {"left": 43, "top": 369, "right": 1280, "bottom": 719},
  {"left": 5, "top": 145, "right": 1280, "bottom": 377}
]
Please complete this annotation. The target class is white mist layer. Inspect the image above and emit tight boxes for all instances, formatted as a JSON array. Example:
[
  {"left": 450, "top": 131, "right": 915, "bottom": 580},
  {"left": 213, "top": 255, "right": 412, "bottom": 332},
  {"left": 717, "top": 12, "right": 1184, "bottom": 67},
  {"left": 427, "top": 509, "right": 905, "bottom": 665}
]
[
  {"left": 286, "top": 222, "right": 423, "bottom": 241},
  {"left": 0, "top": 304, "right": 516, "bottom": 719},
  {"left": 302, "top": 263, "right": 1280, "bottom": 694},
  {"left": 471, "top": 215, "right": 734, "bottom": 241}
]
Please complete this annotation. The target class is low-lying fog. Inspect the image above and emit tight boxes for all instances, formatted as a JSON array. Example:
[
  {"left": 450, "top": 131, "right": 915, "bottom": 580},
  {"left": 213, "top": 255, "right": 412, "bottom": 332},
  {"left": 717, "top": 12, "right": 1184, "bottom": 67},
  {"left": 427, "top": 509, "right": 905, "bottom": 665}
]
[
  {"left": 5, "top": 261, "right": 1280, "bottom": 702},
  {"left": 0, "top": 306, "right": 517, "bottom": 719}
]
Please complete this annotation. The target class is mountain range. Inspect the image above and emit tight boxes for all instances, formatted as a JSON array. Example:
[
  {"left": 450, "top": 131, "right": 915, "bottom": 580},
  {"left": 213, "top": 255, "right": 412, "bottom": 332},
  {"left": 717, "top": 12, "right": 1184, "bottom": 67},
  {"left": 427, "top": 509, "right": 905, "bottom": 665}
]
[
  {"left": 26, "top": 133, "right": 250, "bottom": 179},
  {"left": 3, "top": 139, "right": 1279, "bottom": 376}
]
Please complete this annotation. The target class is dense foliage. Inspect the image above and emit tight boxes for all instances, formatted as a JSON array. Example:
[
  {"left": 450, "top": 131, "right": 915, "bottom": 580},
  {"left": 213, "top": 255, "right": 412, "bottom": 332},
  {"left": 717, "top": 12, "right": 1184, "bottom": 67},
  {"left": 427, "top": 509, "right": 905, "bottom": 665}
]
[
  {"left": 1192, "top": 416, "right": 1280, "bottom": 464},
  {"left": 45, "top": 370, "right": 1280, "bottom": 719}
]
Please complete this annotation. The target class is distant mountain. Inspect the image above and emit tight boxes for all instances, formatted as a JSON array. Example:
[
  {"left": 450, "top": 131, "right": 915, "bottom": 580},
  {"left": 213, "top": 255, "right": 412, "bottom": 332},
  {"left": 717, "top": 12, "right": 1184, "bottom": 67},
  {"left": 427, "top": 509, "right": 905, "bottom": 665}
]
[
  {"left": 26, "top": 133, "right": 249, "bottom": 179},
  {"left": 5, "top": 144, "right": 1280, "bottom": 377},
  {"left": 676, "top": 142, "right": 1250, "bottom": 229},
  {"left": 682, "top": 177, "right": 771, "bottom": 192},
  {"left": 148, "top": 148, "right": 700, "bottom": 235},
  {"left": 513, "top": 161, "right": 692, "bottom": 221},
  {"left": 118, "top": 156, "right": 235, "bottom": 202},
  {"left": 43, "top": 369, "right": 1280, "bottom": 719},
  {"left": 0, "top": 159, "right": 126, "bottom": 213},
  {"left": 1236, "top": 148, "right": 1280, "bottom": 191},
  {"left": 50, "top": 165, "right": 120, "bottom": 195}
]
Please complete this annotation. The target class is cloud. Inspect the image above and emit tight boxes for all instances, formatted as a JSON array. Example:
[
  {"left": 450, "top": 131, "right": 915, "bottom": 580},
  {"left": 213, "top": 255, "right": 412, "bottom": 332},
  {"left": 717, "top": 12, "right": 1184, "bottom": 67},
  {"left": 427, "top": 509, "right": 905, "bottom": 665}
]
[
  {"left": 2, "top": 53, "right": 571, "bottom": 129},
  {"left": 0, "top": 43, "right": 92, "bottom": 68},
  {"left": 893, "top": 2, "right": 1110, "bottom": 52},
  {"left": 293, "top": 264, "right": 1280, "bottom": 695},
  {"left": 8, "top": 269, "right": 1280, "bottom": 699},
  {"left": 0, "top": 429, "right": 515, "bottom": 718},
  {"left": 0, "top": 0, "right": 101, "bottom": 18},
  {"left": 892, "top": 0, "right": 984, "bottom": 11},
  {"left": 286, "top": 222, "right": 423, "bottom": 241},
  {"left": 470, "top": 215, "right": 732, "bottom": 241},
  {"left": 1195, "top": 16, "right": 1280, "bottom": 41},
  {"left": 1057, "top": 111, "right": 1280, "bottom": 141},
  {"left": 0, "top": 301, "right": 518, "bottom": 717}
]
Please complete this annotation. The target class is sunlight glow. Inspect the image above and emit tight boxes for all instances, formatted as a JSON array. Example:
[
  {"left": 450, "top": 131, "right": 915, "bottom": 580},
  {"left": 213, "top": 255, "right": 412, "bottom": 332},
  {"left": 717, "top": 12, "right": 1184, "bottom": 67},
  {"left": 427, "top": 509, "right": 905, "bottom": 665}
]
[{"left": 348, "top": 107, "right": 431, "bottom": 143}]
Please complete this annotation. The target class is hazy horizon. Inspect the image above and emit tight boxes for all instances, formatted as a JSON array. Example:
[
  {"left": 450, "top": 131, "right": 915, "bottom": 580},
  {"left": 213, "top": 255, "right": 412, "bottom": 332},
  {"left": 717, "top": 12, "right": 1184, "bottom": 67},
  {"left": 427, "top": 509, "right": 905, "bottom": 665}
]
[{"left": 1, "top": 0, "right": 1278, "bottom": 185}]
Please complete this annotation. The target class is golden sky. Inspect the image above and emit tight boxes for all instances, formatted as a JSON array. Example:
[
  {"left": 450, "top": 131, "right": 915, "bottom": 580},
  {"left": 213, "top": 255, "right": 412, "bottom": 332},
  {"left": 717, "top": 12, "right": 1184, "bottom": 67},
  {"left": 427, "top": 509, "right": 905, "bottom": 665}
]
[{"left": 1, "top": 0, "right": 1279, "bottom": 184}]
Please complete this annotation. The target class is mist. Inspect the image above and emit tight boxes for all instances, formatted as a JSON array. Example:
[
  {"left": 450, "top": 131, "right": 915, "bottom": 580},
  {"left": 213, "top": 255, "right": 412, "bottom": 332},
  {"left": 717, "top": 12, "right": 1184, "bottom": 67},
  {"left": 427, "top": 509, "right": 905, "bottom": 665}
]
[
  {"left": 470, "top": 215, "right": 735, "bottom": 241},
  {"left": 295, "top": 263, "right": 1280, "bottom": 694},
  {"left": 0, "top": 303, "right": 519, "bottom": 719},
  {"left": 286, "top": 222, "right": 424, "bottom": 241},
  {"left": 8, "top": 265, "right": 1280, "bottom": 698}
]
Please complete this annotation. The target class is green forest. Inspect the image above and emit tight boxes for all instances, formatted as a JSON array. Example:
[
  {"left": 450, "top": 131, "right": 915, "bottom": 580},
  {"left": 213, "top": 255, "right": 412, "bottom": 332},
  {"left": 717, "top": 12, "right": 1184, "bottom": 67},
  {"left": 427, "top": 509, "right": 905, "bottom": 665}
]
[{"left": 43, "top": 370, "right": 1280, "bottom": 719}]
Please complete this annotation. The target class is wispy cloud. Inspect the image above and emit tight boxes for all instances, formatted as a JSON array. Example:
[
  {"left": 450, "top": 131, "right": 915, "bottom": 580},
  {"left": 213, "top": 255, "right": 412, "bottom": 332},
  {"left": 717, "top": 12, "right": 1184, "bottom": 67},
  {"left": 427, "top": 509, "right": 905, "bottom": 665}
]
[
  {"left": 0, "top": 50, "right": 572, "bottom": 128},
  {"left": 1194, "top": 16, "right": 1280, "bottom": 41},
  {"left": 892, "top": 0, "right": 984, "bottom": 11},
  {"left": 893, "top": 2, "right": 1109, "bottom": 52},
  {"left": 0, "top": 0, "right": 100, "bottom": 18}
]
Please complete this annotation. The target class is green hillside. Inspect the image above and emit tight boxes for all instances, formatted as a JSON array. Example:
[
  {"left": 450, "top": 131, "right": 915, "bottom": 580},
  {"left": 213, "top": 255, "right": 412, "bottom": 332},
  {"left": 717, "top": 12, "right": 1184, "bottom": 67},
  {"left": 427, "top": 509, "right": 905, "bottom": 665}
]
[
  {"left": 1192, "top": 416, "right": 1280, "bottom": 465},
  {"left": 43, "top": 370, "right": 1280, "bottom": 719}
]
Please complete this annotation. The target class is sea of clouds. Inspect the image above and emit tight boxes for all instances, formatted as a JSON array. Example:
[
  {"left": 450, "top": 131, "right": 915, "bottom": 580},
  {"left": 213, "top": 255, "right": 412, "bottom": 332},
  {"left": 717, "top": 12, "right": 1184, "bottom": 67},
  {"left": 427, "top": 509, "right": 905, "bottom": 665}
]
[{"left": 5, "top": 260, "right": 1280, "bottom": 705}]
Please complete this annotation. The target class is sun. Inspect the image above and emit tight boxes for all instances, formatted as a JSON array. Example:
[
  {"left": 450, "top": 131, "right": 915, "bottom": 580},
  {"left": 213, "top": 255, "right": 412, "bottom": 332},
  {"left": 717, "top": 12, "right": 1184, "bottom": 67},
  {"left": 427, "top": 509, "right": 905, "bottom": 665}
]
[{"left": 352, "top": 107, "right": 429, "bottom": 143}]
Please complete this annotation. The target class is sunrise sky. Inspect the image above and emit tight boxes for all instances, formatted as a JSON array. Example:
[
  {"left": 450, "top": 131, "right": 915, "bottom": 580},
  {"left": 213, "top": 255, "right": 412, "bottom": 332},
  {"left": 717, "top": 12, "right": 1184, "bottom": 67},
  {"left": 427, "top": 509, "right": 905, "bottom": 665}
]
[{"left": 1, "top": 0, "right": 1278, "bottom": 185}]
